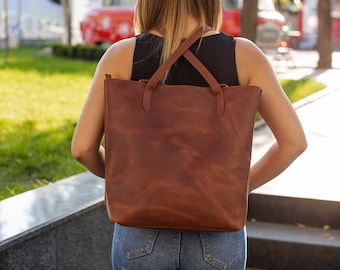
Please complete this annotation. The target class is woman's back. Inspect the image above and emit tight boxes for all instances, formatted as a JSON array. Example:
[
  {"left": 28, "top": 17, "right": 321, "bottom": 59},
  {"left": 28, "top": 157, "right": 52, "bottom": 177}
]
[{"left": 132, "top": 33, "right": 239, "bottom": 86}]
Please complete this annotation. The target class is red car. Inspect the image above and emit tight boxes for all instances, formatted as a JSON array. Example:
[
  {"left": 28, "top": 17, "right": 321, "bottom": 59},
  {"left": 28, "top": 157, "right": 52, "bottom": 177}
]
[{"left": 80, "top": 0, "right": 285, "bottom": 49}]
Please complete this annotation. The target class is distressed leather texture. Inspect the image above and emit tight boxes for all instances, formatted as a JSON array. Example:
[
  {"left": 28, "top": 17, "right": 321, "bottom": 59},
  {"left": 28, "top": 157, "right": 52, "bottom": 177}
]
[{"left": 104, "top": 27, "right": 262, "bottom": 231}]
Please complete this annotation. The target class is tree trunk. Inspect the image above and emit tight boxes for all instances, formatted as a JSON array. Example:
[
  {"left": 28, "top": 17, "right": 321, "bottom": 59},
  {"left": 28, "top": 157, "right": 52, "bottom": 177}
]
[
  {"left": 274, "top": 0, "right": 282, "bottom": 11},
  {"left": 3, "top": 0, "right": 9, "bottom": 60},
  {"left": 241, "top": 0, "right": 258, "bottom": 42},
  {"left": 60, "top": 0, "right": 72, "bottom": 44},
  {"left": 317, "top": 0, "right": 332, "bottom": 69}
]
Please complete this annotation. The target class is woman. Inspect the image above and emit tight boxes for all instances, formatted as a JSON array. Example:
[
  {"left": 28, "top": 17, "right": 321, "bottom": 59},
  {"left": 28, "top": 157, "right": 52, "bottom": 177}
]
[{"left": 71, "top": 0, "right": 307, "bottom": 269}]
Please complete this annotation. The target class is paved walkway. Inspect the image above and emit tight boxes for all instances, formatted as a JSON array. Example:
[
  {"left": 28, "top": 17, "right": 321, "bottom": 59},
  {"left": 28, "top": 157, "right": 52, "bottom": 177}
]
[{"left": 251, "top": 51, "right": 340, "bottom": 203}]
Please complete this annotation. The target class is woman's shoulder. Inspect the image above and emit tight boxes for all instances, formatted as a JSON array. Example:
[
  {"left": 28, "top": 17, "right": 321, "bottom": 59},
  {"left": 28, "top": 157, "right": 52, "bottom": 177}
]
[
  {"left": 234, "top": 37, "right": 263, "bottom": 54},
  {"left": 104, "top": 37, "right": 136, "bottom": 60},
  {"left": 234, "top": 37, "right": 271, "bottom": 70},
  {"left": 234, "top": 37, "right": 272, "bottom": 85},
  {"left": 98, "top": 37, "right": 136, "bottom": 80}
]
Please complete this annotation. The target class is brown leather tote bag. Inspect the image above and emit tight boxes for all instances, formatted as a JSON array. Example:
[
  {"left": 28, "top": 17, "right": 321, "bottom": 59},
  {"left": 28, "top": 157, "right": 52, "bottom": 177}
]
[{"left": 104, "top": 27, "right": 262, "bottom": 232}]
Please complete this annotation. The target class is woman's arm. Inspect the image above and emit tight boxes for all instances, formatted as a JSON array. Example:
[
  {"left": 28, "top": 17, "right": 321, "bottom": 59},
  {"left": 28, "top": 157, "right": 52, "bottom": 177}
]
[
  {"left": 71, "top": 38, "right": 135, "bottom": 178},
  {"left": 235, "top": 38, "right": 307, "bottom": 191}
]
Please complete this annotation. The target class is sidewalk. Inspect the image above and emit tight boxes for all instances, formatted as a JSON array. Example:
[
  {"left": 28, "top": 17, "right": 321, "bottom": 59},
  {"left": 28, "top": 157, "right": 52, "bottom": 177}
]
[{"left": 251, "top": 51, "right": 340, "bottom": 203}]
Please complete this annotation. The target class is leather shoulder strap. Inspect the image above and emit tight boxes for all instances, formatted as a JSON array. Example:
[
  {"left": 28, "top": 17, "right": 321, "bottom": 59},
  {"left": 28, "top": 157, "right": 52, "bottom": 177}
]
[
  {"left": 145, "top": 25, "right": 213, "bottom": 90},
  {"left": 142, "top": 25, "right": 225, "bottom": 117}
]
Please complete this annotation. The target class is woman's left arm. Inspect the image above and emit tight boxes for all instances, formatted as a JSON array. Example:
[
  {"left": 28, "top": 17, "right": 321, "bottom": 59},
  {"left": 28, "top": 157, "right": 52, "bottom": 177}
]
[{"left": 235, "top": 38, "right": 307, "bottom": 191}]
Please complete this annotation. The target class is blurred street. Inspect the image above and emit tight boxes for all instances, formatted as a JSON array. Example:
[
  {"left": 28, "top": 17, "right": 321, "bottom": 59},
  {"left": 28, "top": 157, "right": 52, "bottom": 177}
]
[
  {"left": 264, "top": 49, "right": 340, "bottom": 92},
  {"left": 267, "top": 49, "right": 340, "bottom": 77}
]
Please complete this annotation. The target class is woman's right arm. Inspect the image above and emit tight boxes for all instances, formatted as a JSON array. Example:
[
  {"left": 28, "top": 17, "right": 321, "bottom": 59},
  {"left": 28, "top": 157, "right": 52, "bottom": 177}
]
[
  {"left": 71, "top": 38, "right": 135, "bottom": 178},
  {"left": 235, "top": 38, "right": 307, "bottom": 191}
]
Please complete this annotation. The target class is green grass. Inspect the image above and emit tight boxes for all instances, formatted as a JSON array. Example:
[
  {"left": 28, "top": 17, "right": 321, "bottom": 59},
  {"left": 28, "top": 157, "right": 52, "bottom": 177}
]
[
  {"left": 280, "top": 79, "right": 325, "bottom": 103},
  {"left": 0, "top": 47, "right": 326, "bottom": 200},
  {"left": 0, "top": 47, "right": 97, "bottom": 200}
]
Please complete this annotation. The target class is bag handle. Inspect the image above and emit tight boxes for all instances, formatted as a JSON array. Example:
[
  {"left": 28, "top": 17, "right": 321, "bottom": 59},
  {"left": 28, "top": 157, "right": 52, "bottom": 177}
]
[
  {"left": 142, "top": 26, "right": 225, "bottom": 117},
  {"left": 182, "top": 50, "right": 226, "bottom": 117}
]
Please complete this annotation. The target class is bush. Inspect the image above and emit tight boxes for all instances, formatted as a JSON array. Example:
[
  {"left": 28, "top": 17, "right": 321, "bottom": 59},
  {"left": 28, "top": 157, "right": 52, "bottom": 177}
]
[{"left": 51, "top": 43, "right": 106, "bottom": 61}]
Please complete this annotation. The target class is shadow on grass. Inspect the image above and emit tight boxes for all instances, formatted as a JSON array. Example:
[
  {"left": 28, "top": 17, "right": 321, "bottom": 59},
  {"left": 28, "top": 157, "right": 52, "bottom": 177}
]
[{"left": 0, "top": 119, "right": 86, "bottom": 200}]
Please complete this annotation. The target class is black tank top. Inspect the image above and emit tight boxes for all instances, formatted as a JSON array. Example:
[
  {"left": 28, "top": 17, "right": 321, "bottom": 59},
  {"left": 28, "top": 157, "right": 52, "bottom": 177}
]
[{"left": 131, "top": 32, "right": 239, "bottom": 86}]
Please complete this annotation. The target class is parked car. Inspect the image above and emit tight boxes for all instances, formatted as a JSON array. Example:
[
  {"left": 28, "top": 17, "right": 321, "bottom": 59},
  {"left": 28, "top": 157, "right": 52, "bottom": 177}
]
[{"left": 80, "top": 0, "right": 285, "bottom": 49}]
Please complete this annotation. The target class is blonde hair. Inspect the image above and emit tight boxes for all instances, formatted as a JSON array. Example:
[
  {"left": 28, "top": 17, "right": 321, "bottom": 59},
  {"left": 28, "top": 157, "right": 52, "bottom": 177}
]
[{"left": 134, "top": 0, "right": 222, "bottom": 82}]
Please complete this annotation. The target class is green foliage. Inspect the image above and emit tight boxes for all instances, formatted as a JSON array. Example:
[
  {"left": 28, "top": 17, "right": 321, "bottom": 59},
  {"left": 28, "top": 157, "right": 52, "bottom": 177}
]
[{"left": 51, "top": 43, "right": 106, "bottom": 61}]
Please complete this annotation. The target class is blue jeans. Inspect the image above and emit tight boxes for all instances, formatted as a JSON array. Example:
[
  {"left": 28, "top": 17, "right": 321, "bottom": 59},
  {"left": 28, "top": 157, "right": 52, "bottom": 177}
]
[{"left": 112, "top": 223, "right": 246, "bottom": 270}]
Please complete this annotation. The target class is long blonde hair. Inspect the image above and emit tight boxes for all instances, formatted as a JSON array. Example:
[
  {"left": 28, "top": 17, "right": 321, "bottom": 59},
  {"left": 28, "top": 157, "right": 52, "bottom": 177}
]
[{"left": 134, "top": 0, "right": 222, "bottom": 81}]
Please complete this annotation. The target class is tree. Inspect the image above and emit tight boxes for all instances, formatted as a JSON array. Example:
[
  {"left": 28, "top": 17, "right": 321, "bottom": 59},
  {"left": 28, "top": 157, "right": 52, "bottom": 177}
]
[
  {"left": 317, "top": 0, "right": 332, "bottom": 68},
  {"left": 49, "top": 0, "right": 72, "bottom": 44},
  {"left": 241, "top": 0, "right": 258, "bottom": 42},
  {"left": 2, "top": 0, "right": 9, "bottom": 60},
  {"left": 274, "top": 0, "right": 283, "bottom": 11}
]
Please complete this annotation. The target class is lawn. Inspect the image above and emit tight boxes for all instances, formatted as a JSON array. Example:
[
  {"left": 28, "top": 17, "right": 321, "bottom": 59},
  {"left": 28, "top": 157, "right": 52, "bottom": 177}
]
[
  {"left": 0, "top": 47, "right": 326, "bottom": 200},
  {"left": 0, "top": 47, "right": 97, "bottom": 200}
]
